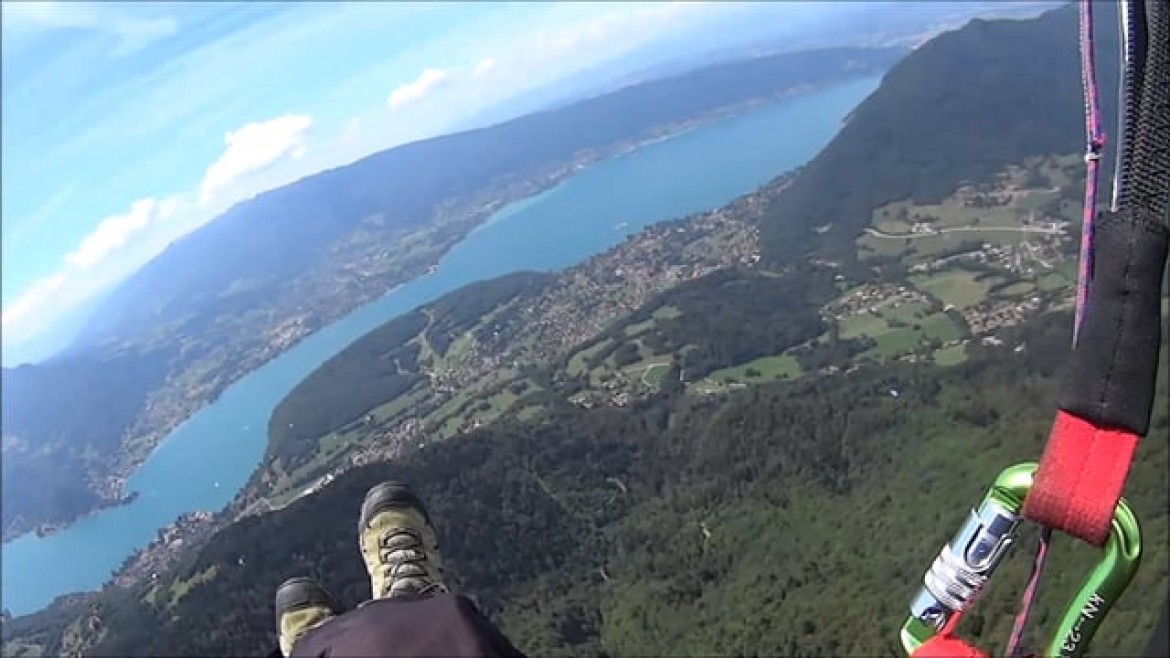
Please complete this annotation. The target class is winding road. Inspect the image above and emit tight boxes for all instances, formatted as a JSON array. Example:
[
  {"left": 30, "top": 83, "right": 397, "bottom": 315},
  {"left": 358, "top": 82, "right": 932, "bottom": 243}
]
[{"left": 863, "top": 225, "right": 1064, "bottom": 239}]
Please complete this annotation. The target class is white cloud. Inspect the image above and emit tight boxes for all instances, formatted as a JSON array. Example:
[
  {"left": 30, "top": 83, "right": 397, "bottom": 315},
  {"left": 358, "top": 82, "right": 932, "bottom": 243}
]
[
  {"left": 2, "top": 107, "right": 317, "bottom": 359},
  {"left": 65, "top": 196, "right": 181, "bottom": 270},
  {"left": 387, "top": 68, "right": 450, "bottom": 109},
  {"left": 199, "top": 114, "right": 313, "bottom": 206},
  {"left": 2, "top": 195, "right": 202, "bottom": 358},
  {"left": 2, "top": 2, "right": 746, "bottom": 364},
  {"left": 473, "top": 57, "right": 496, "bottom": 76},
  {"left": 2, "top": 269, "right": 110, "bottom": 363},
  {"left": 1, "top": 1, "right": 178, "bottom": 56},
  {"left": 1, "top": 273, "right": 67, "bottom": 333}
]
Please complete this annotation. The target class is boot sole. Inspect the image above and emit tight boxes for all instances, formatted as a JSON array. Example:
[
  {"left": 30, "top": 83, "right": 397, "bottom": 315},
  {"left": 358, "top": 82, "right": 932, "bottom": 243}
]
[
  {"left": 274, "top": 577, "right": 344, "bottom": 619},
  {"left": 358, "top": 481, "right": 432, "bottom": 532}
]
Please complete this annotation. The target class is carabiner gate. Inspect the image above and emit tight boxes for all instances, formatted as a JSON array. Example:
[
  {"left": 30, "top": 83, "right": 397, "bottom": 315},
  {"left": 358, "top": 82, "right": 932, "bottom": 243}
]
[{"left": 900, "top": 463, "right": 1142, "bottom": 658}]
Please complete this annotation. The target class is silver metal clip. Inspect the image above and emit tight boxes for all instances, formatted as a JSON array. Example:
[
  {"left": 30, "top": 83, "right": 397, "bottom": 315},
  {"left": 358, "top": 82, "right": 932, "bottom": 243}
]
[{"left": 910, "top": 500, "right": 1022, "bottom": 631}]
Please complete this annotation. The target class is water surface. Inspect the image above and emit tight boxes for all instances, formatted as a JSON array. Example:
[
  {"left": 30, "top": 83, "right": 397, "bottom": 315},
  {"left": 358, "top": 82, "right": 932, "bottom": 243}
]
[{"left": 1, "top": 75, "right": 881, "bottom": 615}]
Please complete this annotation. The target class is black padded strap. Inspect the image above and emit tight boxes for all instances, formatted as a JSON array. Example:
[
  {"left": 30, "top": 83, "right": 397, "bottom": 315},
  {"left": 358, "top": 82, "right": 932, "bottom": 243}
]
[
  {"left": 1059, "top": 0, "right": 1170, "bottom": 436},
  {"left": 1059, "top": 208, "right": 1168, "bottom": 435}
]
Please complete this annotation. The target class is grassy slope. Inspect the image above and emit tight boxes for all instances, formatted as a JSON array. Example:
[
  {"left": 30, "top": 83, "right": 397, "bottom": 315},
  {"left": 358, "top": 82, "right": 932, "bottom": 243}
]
[{"left": 63, "top": 316, "right": 1169, "bottom": 657}]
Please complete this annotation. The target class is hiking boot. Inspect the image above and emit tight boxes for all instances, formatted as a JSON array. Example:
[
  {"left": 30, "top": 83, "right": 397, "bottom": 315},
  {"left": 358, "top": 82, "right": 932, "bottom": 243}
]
[
  {"left": 358, "top": 481, "right": 447, "bottom": 600},
  {"left": 274, "top": 577, "right": 344, "bottom": 656}
]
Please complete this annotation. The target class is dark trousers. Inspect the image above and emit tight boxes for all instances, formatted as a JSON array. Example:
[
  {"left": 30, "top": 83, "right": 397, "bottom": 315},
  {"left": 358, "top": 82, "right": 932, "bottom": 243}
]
[
  {"left": 270, "top": 593, "right": 526, "bottom": 658},
  {"left": 268, "top": 590, "right": 1167, "bottom": 656}
]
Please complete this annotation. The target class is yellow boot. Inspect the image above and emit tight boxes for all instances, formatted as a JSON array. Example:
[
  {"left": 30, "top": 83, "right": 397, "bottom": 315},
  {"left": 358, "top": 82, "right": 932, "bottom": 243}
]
[{"left": 358, "top": 481, "right": 447, "bottom": 600}]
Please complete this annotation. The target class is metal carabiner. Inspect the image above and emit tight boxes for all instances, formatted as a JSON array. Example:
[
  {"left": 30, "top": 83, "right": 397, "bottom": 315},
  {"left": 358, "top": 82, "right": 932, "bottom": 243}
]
[{"left": 900, "top": 462, "right": 1142, "bottom": 658}]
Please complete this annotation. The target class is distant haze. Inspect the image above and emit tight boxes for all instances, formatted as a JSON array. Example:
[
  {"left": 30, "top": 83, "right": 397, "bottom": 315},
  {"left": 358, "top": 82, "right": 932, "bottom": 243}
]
[
  {"left": 460, "top": 1, "right": 1060, "bottom": 130},
  {"left": 1, "top": 1, "right": 1059, "bottom": 367}
]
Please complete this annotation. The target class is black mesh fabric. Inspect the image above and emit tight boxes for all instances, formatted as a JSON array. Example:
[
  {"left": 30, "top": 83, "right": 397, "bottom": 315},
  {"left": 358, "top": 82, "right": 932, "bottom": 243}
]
[
  {"left": 1059, "top": 0, "right": 1169, "bottom": 435},
  {"left": 1123, "top": 0, "right": 1169, "bottom": 220},
  {"left": 1110, "top": 0, "right": 1145, "bottom": 206},
  {"left": 1136, "top": 4, "right": 1170, "bottom": 653}
]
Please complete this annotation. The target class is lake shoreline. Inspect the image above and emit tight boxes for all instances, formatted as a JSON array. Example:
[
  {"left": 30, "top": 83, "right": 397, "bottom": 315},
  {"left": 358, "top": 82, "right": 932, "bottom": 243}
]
[
  {"left": 2, "top": 74, "right": 883, "bottom": 617},
  {"left": 0, "top": 74, "right": 869, "bottom": 550}
]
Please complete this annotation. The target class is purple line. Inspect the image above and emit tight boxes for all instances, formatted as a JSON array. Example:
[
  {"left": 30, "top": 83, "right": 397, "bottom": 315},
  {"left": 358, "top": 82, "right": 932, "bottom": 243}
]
[
  {"left": 1003, "top": 527, "right": 1054, "bottom": 657},
  {"left": 1075, "top": 0, "right": 1106, "bottom": 343},
  {"left": 1007, "top": 4, "right": 1107, "bottom": 651}
]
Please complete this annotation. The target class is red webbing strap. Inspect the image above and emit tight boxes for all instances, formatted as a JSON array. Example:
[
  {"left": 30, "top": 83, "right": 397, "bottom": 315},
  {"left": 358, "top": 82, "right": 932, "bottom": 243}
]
[
  {"left": 1023, "top": 0, "right": 1150, "bottom": 550},
  {"left": 911, "top": 615, "right": 987, "bottom": 658},
  {"left": 1023, "top": 410, "right": 1139, "bottom": 546}
]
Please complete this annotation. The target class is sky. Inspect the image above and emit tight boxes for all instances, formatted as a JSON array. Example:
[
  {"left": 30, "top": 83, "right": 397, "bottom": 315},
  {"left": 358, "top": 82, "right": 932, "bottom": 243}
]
[
  {"left": 0, "top": 1, "right": 1050, "bottom": 367},
  {"left": 0, "top": 0, "right": 808, "bottom": 366}
]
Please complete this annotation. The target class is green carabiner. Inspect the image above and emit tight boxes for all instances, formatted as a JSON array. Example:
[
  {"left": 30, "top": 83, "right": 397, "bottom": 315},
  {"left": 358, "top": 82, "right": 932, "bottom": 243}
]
[{"left": 900, "top": 463, "right": 1142, "bottom": 657}]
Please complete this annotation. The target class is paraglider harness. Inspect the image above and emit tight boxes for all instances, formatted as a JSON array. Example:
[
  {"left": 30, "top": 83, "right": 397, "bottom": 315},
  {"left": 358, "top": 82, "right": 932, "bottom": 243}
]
[{"left": 901, "top": 1, "right": 1170, "bottom": 656}]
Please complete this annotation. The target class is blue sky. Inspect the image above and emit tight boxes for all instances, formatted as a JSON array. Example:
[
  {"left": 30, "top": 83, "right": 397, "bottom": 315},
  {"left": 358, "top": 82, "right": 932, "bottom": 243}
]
[
  {"left": 5, "top": 1, "right": 784, "bottom": 365},
  {"left": 0, "top": 1, "right": 1049, "bottom": 366}
]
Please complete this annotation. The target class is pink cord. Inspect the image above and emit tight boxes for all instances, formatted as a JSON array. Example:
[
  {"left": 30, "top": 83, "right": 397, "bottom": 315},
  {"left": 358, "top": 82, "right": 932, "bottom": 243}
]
[
  {"left": 1074, "top": 0, "right": 1106, "bottom": 343},
  {"left": 1005, "top": 3, "right": 1107, "bottom": 654}
]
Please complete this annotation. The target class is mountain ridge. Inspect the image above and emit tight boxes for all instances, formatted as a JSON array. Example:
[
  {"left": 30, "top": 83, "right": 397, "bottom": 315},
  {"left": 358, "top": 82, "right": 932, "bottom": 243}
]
[
  {"left": 73, "top": 46, "right": 902, "bottom": 350},
  {"left": 7, "top": 5, "right": 1165, "bottom": 657},
  {"left": 1, "top": 46, "right": 902, "bottom": 544},
  {"left": 760, "top": 1, "right": 1118, "bottom": 265}
]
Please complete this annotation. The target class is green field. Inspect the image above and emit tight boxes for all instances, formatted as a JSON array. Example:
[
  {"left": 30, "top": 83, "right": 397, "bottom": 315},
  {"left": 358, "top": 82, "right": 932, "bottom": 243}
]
[
  {"left": 709, "top": 354, "right": 803, "bottom": 383},
  {"left": 567, "top": 339, "right": 613, "bottom": 376},
  {"left": 905, "top": 233, "right": 985, "bottom": 259},
  {"left": 440, "top": 331, "right": 475, "bottom": 363},
  {"left": 454, "top": 386, "right": 523, "bottom": 430},
  {"left": 623, "top": 317, "right": 657, "bottom": 337},
  {"left": 1037, "top": 270, "right": 1073, "bottom": 292},
  {"left": 912, "top": 270, "right": 997, "bottom": 309},
  {"left": 920, "top": 313, "right": 964, "bottom": 343},
  {"left": 872, "top": 197, "right": 1028, "bottom": 232},
  {"left": 881, "top": 301, "right": 932, "bottom": 324},
  {"left": 862, "top": 155, "right": 1080, "bottom": 266},
  {"left": 857, "top": 312, "right": 965, "bottom": 360},
  {"left": 933, "top": 343, "right": 969, "bottom": 366},
  {"left": 366, "top": 382, "right": 431, "bottom": 424},
  {"left": 995, "top": 281, "right": 1035, "bottom": 298},
  {"left": 642, "top": 362, "right": 671, "bottom": 386},
  {"left": 427, "top": 378, "right": 499, "bottom": 436},
  {"left": 839, "top": 312, "right": 887, "bottom": 340},
  {"left": 652, "top": 305, "right": 682, "bottom": 320},
  {"left": 569, "top": 333, "right": 679, "bottom": 392},
  {"left": 169, "top": 565, "right": 219, "bottom": 606},
  {"left": 833, "top": 288, "right": 965, "bottom": 363},
  {"left": 1013, "top": 189, "right": 1060, "bottom": 211},
  {"left": 620, "top": 305, "right": 683, "bottom": 339},
  {"left": 858, "top": 328, "right": 918, "bottom": 360},
  {"left": 857, "top": 234, "right": 911, "bottom": 258}
]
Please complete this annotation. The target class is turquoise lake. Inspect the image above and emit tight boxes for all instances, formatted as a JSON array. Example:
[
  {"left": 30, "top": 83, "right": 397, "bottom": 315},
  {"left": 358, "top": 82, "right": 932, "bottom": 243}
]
[{"left": 1, "top": 75, "right": 880, "bottom": 616}]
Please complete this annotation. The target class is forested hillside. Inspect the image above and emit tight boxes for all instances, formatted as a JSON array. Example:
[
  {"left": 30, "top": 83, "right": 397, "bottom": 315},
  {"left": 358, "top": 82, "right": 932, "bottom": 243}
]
[
  {"left": 1, "top": 349, "right": 170, "bottom": 533},
  {"left": 4, "top": 3, "right": 1166, "bottom": 657},
  {"left": 36, "top": 316, "right": 1166, "bottom": 657},
  {"left": 251, "top": 1, "right": 1122, "bottom": 509},
  {"left": 1, "top": 46, "right": 899, "bottom": 543},
  {"left": 563, "top": 268, "right": 832, "bottom": 380},
  {"left": 268, "top": 272, "right": 555, "bottom": 466},
  {"left": 761, "top": 2, "right": 1119, "bottom": 264},
  {"left": 77, "top": 46, "right": 902, "bottom": 351}
]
